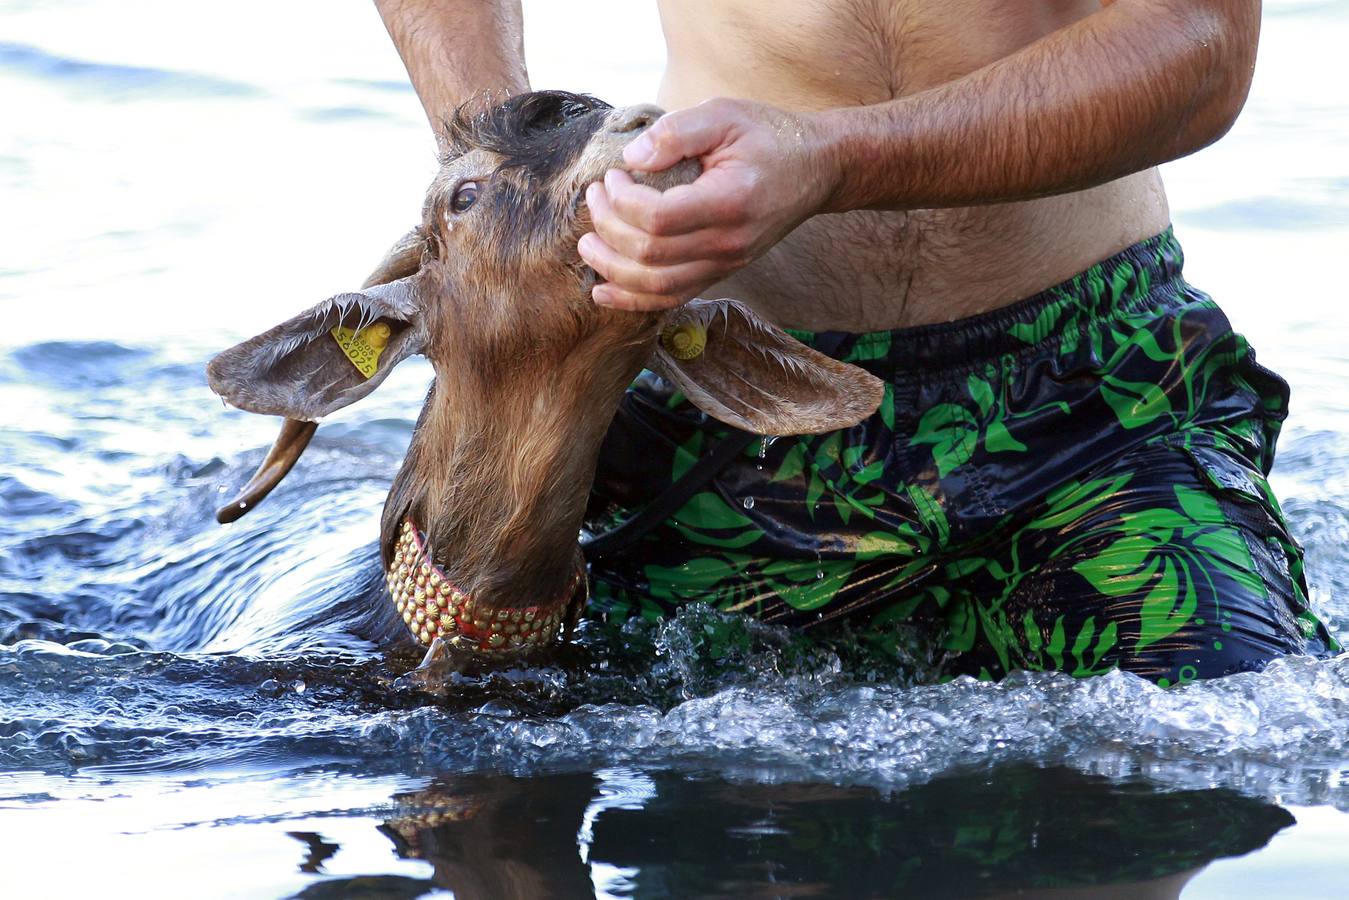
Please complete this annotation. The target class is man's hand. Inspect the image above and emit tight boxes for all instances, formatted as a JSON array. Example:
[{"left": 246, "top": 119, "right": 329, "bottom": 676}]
[
  {"left": 579, "top": 0, "right": 1258, "bottom": 315},
  {"left": 579, "top": 99, "right": 837, "bottom": 312}
]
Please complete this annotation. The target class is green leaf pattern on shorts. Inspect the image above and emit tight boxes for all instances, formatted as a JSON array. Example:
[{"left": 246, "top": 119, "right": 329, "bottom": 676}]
[
  {"left": 588, "top": 231, "right": 1335, "bottom": 683},
  {"left": 913, "top": 367, "right": 1069, "bottom": 477}
]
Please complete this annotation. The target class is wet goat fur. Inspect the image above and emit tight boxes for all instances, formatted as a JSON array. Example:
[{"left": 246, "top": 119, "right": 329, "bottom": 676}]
[
  {"left": 207, "top": 90, "right": 882, "bottom": 643},
  {"left": 380, "top": 92, "right": 675, "bottom": 611}
]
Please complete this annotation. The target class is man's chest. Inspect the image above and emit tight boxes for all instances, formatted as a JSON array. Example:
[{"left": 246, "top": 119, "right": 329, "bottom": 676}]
[{"left": 657, "top": 0, "right": 1094, "bottom": 107}]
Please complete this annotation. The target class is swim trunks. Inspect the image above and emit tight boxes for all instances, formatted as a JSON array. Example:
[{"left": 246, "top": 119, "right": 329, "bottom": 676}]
[{"left": 584, "top": 228, "right": 1336, "bottom": 686}]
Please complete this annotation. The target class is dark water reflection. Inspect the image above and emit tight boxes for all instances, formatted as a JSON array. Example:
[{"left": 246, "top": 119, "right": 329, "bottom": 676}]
[{"left": 284, "top": 766, "right": 1293, "bottom": 899}]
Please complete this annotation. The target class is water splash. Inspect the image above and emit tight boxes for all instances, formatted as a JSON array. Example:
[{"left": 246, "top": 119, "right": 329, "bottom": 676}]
[{"left": 5, "top": 593, "right": 1349, "bottom": 811}]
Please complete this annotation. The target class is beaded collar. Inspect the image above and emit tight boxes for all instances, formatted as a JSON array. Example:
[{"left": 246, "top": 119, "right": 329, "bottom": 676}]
[{"left": 384, "top": 519, "right": 584, "bottom": 653}]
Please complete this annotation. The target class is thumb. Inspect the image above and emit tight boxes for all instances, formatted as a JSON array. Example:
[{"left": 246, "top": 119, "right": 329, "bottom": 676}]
[{"left": 622, "top": 106, "right": 730, "bottom": 172}]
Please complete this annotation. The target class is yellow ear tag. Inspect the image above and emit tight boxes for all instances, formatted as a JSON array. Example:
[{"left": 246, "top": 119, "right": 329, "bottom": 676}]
[
  {"left": 331, "top": 321, "right": 392, "bottom": 379},
  {"left": 660, "top": 322, "right": 706, "bottom": 361}
]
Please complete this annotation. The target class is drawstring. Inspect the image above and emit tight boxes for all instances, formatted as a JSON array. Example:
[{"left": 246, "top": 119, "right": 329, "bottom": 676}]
[{"left": 581, "top": 331, "right": 852, "bottom": 563}]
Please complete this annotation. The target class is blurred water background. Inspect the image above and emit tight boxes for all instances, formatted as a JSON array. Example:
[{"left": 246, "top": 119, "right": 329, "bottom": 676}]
[{"left": 2, "top": 1, "right": 1348, "bottom": 897}]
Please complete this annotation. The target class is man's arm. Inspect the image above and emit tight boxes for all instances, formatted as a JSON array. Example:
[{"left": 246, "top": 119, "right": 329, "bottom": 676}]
[
  {"left": 580, "top": 0, "right": 1260, "bottom": 311},
  {"left": 374, "top": 0, "right": 528, "bottom": 139},
  {"left": 820, "top": 0, "right": 1259, "bottom": 212}
]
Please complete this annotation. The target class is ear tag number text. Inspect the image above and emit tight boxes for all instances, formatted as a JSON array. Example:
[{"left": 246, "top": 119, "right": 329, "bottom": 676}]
[{"left": 331, "top": 321, "right": 392, "bottom": 379}]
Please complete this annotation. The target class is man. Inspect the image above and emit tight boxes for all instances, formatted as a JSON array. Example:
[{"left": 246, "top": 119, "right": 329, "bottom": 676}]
[{"left": 374, "top": 0, "right": 1334, "bottom": 684}]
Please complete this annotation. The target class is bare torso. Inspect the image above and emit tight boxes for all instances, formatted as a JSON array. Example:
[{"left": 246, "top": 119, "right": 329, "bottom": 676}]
[{"left": 656, "top": 0, "right": 1172, "bottom": 331}]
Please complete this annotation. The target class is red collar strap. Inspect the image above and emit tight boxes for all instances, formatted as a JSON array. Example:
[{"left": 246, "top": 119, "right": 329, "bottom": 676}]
[{"left": 385, "top": 519, "right": 585, "bottom": 652}]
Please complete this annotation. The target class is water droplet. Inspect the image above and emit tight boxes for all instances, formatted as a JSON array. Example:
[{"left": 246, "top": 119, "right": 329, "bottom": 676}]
[
  {"left": 293, "top": 680, "right": 306, "bottom": 694},
  {"left": 742, "top": 497, "right": 755, "bottom": 510},
  {"left": 816, "top": 570, "right": 824, "bottom": 580}
]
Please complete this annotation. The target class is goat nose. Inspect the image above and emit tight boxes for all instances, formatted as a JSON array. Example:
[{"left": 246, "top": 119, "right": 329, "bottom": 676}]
[{"left": 610, "top": 104, "right": 665, "bottom": 134}]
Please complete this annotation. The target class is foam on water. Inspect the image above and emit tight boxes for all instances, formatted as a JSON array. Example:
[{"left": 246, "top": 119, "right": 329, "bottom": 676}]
[{"left": 4, "top": 582, "right": 1349, "bottom": 806}]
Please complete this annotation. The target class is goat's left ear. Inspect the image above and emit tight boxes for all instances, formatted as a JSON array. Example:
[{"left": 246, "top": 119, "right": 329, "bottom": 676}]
[
  {"left": 648, "top": 299, "right": 884, "bottom": 435},
  {"left": 207, "top": 277, "right": 425, "bottom": 421}
]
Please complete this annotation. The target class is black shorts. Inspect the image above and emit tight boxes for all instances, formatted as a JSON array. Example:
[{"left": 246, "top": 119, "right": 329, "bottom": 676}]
[{"left": 585, "top": 229, "right": 1336, "bottom": 686}]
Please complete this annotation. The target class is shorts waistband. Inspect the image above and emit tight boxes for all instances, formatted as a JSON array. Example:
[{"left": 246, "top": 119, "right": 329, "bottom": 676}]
[{"left": 787, "top": 227, "right": 1185, "bottom": 375}]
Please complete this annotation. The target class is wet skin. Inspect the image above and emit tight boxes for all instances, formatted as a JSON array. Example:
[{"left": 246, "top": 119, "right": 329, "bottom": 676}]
[
  {"left": 375, "top": 0, "right": 1256, "bottom": 328},
  {"left": 622, "top": 0, "right": 1172, "bottom": 327}
]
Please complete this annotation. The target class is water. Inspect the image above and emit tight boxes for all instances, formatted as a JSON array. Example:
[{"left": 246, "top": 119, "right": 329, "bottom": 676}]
[{"left": 3, "top": 1, "right": 1348, "bottom": 897}]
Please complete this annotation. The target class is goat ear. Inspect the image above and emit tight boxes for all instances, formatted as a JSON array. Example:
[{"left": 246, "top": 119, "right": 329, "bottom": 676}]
[
  {"left": 207, "top": 276, "right": 425, "bottom": 421},
  {"left": 648, "top": 299, "right": 884, "bottom": 435}
]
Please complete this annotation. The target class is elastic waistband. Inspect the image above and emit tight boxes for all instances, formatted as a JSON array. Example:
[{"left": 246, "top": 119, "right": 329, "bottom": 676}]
[{"left": 788, "top": 228, "right": 1186, "bottom": 375}]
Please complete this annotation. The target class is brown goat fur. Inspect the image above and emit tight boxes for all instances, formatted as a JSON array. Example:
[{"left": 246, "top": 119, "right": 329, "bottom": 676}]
[{"left": 207, "top": 92, "right": 883, "bottom": 652}]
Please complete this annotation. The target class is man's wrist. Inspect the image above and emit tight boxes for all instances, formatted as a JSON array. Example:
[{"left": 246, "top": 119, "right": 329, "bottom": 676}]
[
  {"left": 789, "top": 109, "right": 833, "bottom": 216},
  {"left": 805, "top": 105, "right": 909, "bottom": 215}
]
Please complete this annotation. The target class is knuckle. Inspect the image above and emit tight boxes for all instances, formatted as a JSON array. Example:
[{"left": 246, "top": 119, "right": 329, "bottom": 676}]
[
  {"left": 584, "top": 255, "right": 610, "bottom": 279},
  {"left": 714, "top": 229, "right": 750, "bottom": 258},
  {"left": 645, "top": 269, "right": 679, "bottom": 296},
  {"left": 590, "top": 195, "right": 616, "bottom": 223},
  {"left": 632, "top": 234, "right": 663, "bottom": 264},
  {"left": 717, "top": 191, "right": 754, "bottom": 226},
  {"left": 645, "top": 208, "right": 674, "bottom": 236},
  {"left": 589, "top": 216, "right": 615, "bottom": 243},
  {"left": 652, "top": 117, "right": 681, "bottom": 146},
  {"left": 728, "top": 204, "right": 755, "bottom": 228},
  {"left": 584, "top": 247, "right": 612, "bottom": 277}
]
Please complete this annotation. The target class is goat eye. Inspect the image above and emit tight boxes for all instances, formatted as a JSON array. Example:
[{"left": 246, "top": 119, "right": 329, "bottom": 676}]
[{"left": 451, "top": 182, "right": 479, "bottom": 213}]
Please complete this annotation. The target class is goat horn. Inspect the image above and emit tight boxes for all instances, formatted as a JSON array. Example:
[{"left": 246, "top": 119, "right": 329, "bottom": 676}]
[
  {"left": 216, "top": 228, "right": 425, "bottom": 524},
  {"left": 358, "top": 227, "right": 425, "bottom": 291},
  {"left": 215, "top": 418, "right": 317, "bottom": 523}
]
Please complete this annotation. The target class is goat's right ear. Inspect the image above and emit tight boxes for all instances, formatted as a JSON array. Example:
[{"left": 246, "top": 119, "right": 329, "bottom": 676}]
[
  {"left": 207, "top": 276, "right": 425, "bottom": 421},
  {"left": 647, "top": 299, "right": 884, "bottom": 435}
]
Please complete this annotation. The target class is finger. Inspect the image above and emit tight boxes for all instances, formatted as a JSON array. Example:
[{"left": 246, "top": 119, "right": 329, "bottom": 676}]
[
  {"left": 578, "top": 232, "right": 722, "bottom": 299},
  {"left": 604, "top": 168, "right": 748, "bottom": 237},
  {"left": 623, "top": 105, "right": 733, "bottom": 171},
  {"left": 591, "top": 283, "right": 691, "bottom": 313},
  {"left": 587, "top": 181, "right": 744, "bottom": 266},
  {"left": 600, "top": 169, "right": 681, "bottom": 233}
]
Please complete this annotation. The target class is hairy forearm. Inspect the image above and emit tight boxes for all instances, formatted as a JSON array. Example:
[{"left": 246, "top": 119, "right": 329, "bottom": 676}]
[
  {"left": 374, "top": 0, "right": 528, "bottom": 139},
  {"left": 816, "top": 0, "right": 1259, "bottom": 212}
]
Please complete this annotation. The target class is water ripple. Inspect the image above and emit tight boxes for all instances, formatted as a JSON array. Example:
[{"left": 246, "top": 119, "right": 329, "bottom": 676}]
[{"left": 0, "top": 41, "right": 261, "bottom": 99}]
